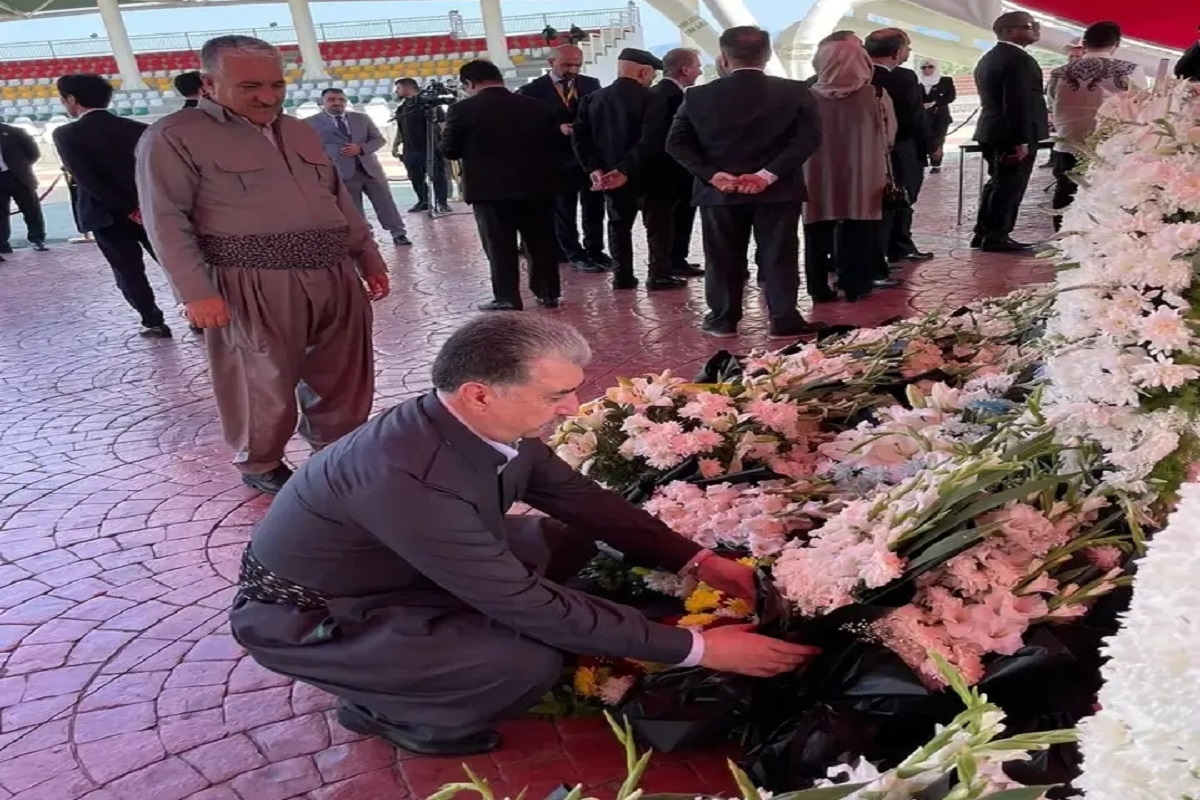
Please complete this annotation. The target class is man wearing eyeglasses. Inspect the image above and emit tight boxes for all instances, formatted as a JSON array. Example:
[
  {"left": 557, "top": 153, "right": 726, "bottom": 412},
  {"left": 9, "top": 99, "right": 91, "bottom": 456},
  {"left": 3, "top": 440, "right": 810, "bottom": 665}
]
[{"left": 971, "top": 11, "right": 1048, "bottom": 253}]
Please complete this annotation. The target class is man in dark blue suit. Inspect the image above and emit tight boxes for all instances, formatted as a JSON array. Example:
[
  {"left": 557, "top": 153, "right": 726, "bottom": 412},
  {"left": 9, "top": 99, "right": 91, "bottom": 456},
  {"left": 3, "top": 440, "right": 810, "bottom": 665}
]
[
  {"left": 54, "top": 73, "right": 171, "bottom": 338},
  {"left": 516, "top": 44, "right": 611, "bottom": 273}
]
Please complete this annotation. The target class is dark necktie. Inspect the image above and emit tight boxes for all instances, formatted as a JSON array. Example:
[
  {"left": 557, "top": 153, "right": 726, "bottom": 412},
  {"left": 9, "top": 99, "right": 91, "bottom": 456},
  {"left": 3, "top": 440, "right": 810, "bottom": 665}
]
[{"left": 334, "top": 115, "right": 349, "bottom": 137}]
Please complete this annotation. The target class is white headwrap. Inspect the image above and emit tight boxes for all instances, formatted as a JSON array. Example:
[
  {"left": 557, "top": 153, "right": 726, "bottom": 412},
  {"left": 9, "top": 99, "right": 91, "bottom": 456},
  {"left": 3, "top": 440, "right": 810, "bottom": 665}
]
[{"left": 918, "top": 59, "right": 941, "bottom": 91}]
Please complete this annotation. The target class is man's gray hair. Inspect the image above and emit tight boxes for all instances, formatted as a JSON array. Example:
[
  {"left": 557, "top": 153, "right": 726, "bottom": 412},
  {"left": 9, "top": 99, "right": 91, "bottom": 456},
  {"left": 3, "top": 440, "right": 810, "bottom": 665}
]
[
  {"left": 662, "top": 47, "right": 700, "bottom": 77},
  {"left": 200, "top": 35, "right": 283, "bottom": 73},
  {"left": 431, "top": 314, "right": 592, "bottom": 392}
]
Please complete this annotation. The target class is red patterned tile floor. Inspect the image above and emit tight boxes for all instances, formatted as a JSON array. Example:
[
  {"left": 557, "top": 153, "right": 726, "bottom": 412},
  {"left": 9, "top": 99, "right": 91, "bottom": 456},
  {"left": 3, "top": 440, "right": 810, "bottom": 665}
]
[{"left": 0, "top": 156, "right": 1056, "bottom": 800}]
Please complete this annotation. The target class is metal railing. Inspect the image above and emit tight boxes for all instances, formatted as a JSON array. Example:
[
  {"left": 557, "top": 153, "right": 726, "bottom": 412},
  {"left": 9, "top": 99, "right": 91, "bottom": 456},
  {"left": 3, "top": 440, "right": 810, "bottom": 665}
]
[{"left": 0, "top": 6, "right": 636, "bottom": 61}]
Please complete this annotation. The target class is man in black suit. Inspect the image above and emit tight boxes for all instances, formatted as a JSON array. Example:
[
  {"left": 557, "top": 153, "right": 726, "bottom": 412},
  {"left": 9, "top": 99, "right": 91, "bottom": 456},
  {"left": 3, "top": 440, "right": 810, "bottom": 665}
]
[
  {"left": 392, "top": 78, "right": 451, "bottom": 214},
  {"left": 972, "top": 11, "right": 1049, "bottom": 253},
  {"left": 573, "top": 48, "right": 686, "bottom": 292},
  {"left": 667, "top": 26, "right": 822, "bottom": 340},
  {"left": 516, "top": 44, "right": 610, "bottom": 273},
  {"left": 0, "top": 123, "right": 48, "bottom": 254},
  {"left": 647, "top": 48, "right": 705, "bottom": 279},
  {"left": 866, "top": 28, "right": 932, "bottom": 270},
  {"left": 441, "top": 60, "right": 563, "bottom": 312},
  {"left": 53, "top": 73, "right": 170, "bottom": 338},
  {"left": 173, "top": 71, "right": 203, "bottom": 108}
]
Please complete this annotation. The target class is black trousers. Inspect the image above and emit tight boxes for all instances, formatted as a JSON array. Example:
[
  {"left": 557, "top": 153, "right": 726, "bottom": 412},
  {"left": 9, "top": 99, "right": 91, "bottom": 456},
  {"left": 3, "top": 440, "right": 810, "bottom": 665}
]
[
  {"left": 607, "top": 188, "right": 674, "bottom": 283},
  {"left": 67, "top": 178, "right": 85, "bottom": 234},
  {"left": 1051, "top": 151, "right": 1078, "bottom": 232},
  {"left": 671, "top": 197, "right": 696, "bottom": 269},
  {"left": 554, "top": 168, "right": 605, "bottom": 262},
  {"left": 804, "top": 219, "right": 879, "bottom": 300},
  {"left": 882, "top": 139, "right": 924, "bottom": 260},
  {"left": 92, "top": 218, "right": 164, "bottom": 328},
  {"left": 700, "top": 202, "right": 804, "bottom": 331},
  {"left": 473, "top": 198, "right": 561, "bottom": 307},
  {"left": 974, "top": 146, "right": 1037, "bottom": 243},
  {"left": 403, "top": 151, "right": 449, "bottom": 207},
  {"left": 0, "top": 172, "right": 45, "bottom": 246}
]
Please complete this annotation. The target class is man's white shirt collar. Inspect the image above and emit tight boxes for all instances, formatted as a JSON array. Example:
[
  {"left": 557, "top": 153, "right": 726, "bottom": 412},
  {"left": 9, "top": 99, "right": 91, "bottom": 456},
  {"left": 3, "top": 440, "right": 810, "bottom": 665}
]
[{"left": 436, "top": 393, "right": 521, "bottom": 467}]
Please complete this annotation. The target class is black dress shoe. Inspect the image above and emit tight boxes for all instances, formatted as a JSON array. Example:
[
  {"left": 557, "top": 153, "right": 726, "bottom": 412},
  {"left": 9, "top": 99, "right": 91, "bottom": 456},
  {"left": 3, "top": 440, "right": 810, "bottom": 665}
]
[
  {"left": 612, "top": 275, "right": 639, "bottom": 290},
  {"left": 810, "top": 290, "right": 838, "bottom": 303},
  {"left": 478, "top": 300, "right": 522, "bottom": 311},
  {"left": 647, "top": 276, "right": 687, "bottom": 291},
  {"left": 980, "top": 238, "right": 1034, "bottom": 253},
  {"left": 898, "top": 250, "right": 934, "bottom": 262},
  {"left": 392, "top": 235, "right": 412, "bottom": 246},
  {"left": 671, "top": 263, "right": 704, "bottom": 277},
  {"left": 337, "top": 701, "right": 501, "bottom": 757},
  {"left": 436, "top": 203, "right": 452, "bottom": 213},
  {"left": 970, "top": 235, "right": 983, "bottom": 249},
  {"left": 536, "top": 296, "right": 560, "bottom": 308},
  {"left": 140, "top": 324, "right": 173, "bottom": 338},
  {"left": 571, "top": 259, "right": 605, "bottom": 274},
  {"left": 31, "top": 242, "right": 48, "bottom": 252},
  {"left": 768, "top": 320, "right": 822, "bottom": 340},
  {"left": 407, "top": 203, "right": 429, "bottom": 213},
  {"left": 588, "top": 252, "right": 614, "bottom": 269},
  {"left": 241, "top": 464, "right": 293, "bottom": 495},
  {"left": 700, "top": 320, "right": 737, "bottom": 338},
  {"left": 873, "top": 278, "right": 904, "bottom": 289}
]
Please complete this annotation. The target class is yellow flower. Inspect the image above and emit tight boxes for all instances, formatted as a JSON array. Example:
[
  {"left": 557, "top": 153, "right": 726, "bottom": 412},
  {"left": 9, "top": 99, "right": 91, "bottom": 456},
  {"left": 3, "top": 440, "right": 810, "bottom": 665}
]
[
  {"left": 573, "top": 666, "right": 600, "bottom": 697},
  {"left": 722, "top": 598, "right": 753, "bottom": 618},
  {"left": 677, "top": 613, "right": 719, "bottom": 628},
  {"left": 684, "top": 584, "right": 723, "bottom": 613},
  {"left": 737, "top": 557, "right": 758, "bottom": 568}
]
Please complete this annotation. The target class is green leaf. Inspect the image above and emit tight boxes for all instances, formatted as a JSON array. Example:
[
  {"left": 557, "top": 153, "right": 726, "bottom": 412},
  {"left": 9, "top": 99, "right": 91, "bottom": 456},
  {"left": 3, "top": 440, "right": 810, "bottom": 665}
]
[
  {"left": 616, "top": 750, "right": 654, "bottom": 800},
  {"left": 729, "top": 759, "right": 759, "bottom": 800},
  {"left": 770, "top": 784, "right": 871, "bottom": 800},
  {"left": 930, "top": 652, "right": 975, "bottom": 708},
  {"left": 979, "top": 787, "right": 1059, "bottom": 800},
  {"left": 901, "top": 474, "right": 1077, "bottom": 556},
  {"left": 903, "top": 521, "right": 1003, "bottom": 578},
  {"left": 425, "top": 783, "right": 479, "bottom": 800}
]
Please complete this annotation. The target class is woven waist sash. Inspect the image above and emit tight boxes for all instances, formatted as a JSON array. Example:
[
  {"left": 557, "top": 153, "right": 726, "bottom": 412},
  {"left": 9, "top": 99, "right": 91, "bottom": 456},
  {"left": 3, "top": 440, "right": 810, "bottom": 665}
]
[
  {"left": 198, "top": 226, "right": 350, "bottom": 271},
  {"left": 237, "top": 546, "right": 328, "bottom": 611}
]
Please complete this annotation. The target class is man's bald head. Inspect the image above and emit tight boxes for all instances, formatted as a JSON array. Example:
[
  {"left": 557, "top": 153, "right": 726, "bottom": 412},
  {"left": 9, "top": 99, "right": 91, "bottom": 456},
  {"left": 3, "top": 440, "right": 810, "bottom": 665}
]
[{"left": 549, "top": 44, "right": 584, "bottom": 79}]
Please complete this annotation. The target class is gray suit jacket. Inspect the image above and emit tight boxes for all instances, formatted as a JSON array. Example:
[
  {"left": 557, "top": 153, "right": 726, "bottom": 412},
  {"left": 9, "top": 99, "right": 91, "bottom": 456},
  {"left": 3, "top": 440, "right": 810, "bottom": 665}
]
[
  {"left": 248, "top": 392, "right": 700, "bottom": 665},
  {"left": 306, "top": 110, "right": 387, "bottom": 183}
]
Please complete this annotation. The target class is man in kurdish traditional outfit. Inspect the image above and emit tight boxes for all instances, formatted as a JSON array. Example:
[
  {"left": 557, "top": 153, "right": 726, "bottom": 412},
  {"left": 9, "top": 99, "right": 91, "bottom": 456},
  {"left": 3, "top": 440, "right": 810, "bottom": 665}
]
[{"left": 136, "top": 35, "right": 390, "bottom": 494}]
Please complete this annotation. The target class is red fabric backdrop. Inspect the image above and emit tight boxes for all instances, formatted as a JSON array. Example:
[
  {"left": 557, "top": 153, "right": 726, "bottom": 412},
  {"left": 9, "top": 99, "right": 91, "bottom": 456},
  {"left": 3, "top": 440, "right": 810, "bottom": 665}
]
[{"left": 1026, "top": 2, "right": 1196, "bottom": 50}]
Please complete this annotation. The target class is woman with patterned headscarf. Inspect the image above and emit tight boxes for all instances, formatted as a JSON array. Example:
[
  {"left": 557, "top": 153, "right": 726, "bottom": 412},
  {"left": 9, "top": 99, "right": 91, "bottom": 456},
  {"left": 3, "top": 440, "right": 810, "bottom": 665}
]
[{"left": 917, "top": 59, "right": 956, "bottom": 172}]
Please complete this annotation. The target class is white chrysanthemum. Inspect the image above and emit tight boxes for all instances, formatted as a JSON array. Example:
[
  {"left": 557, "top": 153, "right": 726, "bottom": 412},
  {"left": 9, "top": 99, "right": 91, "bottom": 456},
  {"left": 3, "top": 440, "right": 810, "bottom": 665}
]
[{"left": 1077, "top": 481, "right": 1200, "bottom": 800}]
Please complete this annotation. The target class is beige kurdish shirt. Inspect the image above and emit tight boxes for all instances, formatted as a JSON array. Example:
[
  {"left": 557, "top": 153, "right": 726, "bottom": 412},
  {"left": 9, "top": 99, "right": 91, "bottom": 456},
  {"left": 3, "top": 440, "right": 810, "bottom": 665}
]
[{"left": 135, "top": 97, "right": 387, "bottom": 304}]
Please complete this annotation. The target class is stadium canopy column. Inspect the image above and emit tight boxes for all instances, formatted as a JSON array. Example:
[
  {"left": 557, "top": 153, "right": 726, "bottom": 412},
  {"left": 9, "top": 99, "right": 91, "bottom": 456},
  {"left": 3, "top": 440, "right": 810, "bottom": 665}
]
[
  {"left": 642, "top": 0, "right": 720, "bottom": 60},
  {"left": 96, "top": 0, "right": 146, "bottom": 90},
  {"left": 286, "top": 0, "right": 330, "bottom": 79},
  {"left": 479, "top": 0, "right": 513, "bottom": 71},
  {"left": 698, "top": 0, "right": 787, "bottom": 75}
]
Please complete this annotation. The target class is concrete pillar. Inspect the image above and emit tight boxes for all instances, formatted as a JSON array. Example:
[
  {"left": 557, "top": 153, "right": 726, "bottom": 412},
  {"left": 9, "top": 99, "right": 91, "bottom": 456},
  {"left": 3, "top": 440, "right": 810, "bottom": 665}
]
[
  {"left": 776, "top": 0, "right": 855, "bottom": 80},
  {"left": 286, "top": 0, "right": 329, "bottom": 80},
  {"left": 679, "top": 0, "right": 700, "bottom": 48},
  {"left": 479, "top": 0, "right": 514, "bottom": 71},
  {"left": 642, "top": 0, "right": 721, "bottom": 61},
  {"left": 96, "top": 0, "right": 146, "bottom": 90}
]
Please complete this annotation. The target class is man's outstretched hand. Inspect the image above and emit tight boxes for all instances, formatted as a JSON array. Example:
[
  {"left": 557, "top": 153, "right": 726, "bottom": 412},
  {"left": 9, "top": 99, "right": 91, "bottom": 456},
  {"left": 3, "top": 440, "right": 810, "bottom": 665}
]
[
  {"left": 700, "top": 623, "right": 820, "bottom": 677},
  {"left": 695, "top": 555, "right": 756, "bottom": 603}
]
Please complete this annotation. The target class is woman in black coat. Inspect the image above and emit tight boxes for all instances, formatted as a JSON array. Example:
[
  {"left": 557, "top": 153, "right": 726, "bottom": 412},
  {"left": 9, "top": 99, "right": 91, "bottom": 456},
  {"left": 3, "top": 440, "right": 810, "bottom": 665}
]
[{"left": 917, "top": 60, "right": 956, "bottom": 172}]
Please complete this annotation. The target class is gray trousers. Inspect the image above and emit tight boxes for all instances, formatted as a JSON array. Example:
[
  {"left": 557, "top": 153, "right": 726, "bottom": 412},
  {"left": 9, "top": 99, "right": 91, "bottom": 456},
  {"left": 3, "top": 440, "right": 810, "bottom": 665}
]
[
  {"left": 207, "top": 260, "right": 374, "bottom": 475},
  {"left": 230, "top": 517, "right": 596, "bottom": 735},
  {"left": 344, "top": 171, "right": 406, "bottom": 238}
]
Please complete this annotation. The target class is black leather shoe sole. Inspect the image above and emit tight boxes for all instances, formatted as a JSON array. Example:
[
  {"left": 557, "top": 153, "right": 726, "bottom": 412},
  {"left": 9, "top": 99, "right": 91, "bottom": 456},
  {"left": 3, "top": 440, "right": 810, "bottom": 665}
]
[
  {"left": 537, "top": 297, "right": 560, "bottom": 308},
  {"left": 337, "top": 703, "right": 501, "bottom": 757},
  {"left": 700, "top": 322, "right": 737, "bottom": 338}
]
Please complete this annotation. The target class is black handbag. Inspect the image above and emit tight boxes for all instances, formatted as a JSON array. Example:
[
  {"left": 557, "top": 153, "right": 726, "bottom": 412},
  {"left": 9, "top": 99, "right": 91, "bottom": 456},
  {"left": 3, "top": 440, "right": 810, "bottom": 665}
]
[{"left": 876, "top": 87, "right": 911, "bottom": 211}]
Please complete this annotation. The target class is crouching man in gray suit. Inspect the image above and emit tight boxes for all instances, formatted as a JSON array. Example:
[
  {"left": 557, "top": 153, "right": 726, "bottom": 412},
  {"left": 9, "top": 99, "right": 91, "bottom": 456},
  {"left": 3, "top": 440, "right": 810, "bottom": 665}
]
[
  {"left": 231, "top": 314, "right": 818, "bottom": 757},
  {"left": 308, "top": 87, "right": 411, "bottom": 246}
]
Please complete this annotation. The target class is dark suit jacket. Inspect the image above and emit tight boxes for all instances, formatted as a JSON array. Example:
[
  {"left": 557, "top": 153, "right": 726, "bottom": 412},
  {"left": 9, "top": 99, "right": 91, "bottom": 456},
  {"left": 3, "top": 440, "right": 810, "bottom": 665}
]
[
  {"left": 666, "top": 69, "right": 821, "bottom": 206},
  {"left": 440, "top": 86, "right": 563, "bottom": 204},
  {"left": 1178, "top": 43, "right": 1200, "bottom": 81},
  {"left": 516, "top": 72, "right": 601, "bottom": 168},
  {"left": 973, "top": 43, "right": 1050, "bottom": 150},
  {"left": 644, "top": 78, "right": 692, "bottom": 196},
  {"left": 0, "top": 123, "right": 39, "bottom": 188},
  {"left": 53, "top": 110, "right": 148, "bottom": 232},
  {"left": 571, "top": 77, "right": 667, "bottom": 189},
  {"left": 872, "top": 65, "right": 927, "bottom": 149},
  {"left": 250, "top": 392, "right": 698, "bottom": 664}
]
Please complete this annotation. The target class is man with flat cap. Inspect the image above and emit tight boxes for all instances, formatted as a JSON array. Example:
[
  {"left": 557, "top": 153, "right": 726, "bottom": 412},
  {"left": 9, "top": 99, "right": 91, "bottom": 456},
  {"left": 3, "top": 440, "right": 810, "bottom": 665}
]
[{"left": 572, "top": 48, "right": 686, "bottom": 292}]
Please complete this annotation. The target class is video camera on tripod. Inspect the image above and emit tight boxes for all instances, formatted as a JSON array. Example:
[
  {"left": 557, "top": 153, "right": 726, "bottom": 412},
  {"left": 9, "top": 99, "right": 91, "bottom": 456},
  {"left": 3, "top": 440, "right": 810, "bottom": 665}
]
[
  {"left": 414, "top": 80, "right": 461, "bottom": 217},
  {"left": 415, "top": 79, "right": 460, "bottom": 108}
]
